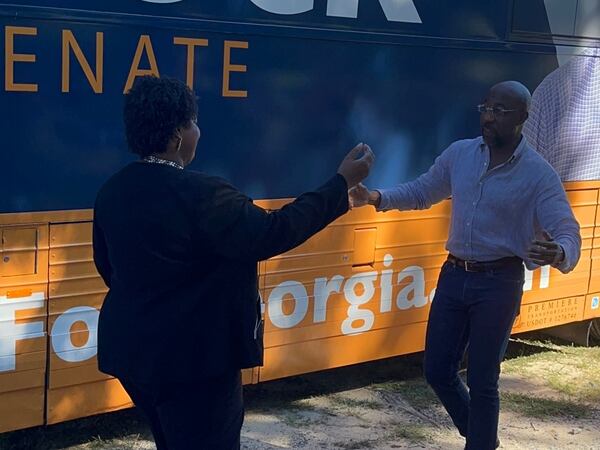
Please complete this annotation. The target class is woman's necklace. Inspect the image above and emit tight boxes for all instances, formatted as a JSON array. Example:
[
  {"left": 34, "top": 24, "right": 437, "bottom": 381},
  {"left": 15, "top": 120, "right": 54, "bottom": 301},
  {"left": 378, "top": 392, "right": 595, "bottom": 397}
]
[{"left": 142, "top": 155, "right": 184, "bottom": 170}]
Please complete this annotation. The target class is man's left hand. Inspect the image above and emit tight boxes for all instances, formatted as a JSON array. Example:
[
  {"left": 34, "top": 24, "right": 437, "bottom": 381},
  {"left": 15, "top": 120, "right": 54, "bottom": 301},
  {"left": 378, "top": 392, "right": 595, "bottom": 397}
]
[{"left": 527, "top": 230, "right": 565, "bottom": 267}]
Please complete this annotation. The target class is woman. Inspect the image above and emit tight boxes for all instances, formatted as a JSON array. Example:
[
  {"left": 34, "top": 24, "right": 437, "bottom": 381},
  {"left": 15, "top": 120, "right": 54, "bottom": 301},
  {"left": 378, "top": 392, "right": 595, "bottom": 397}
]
[{"left": 93, "top": 75, "right": 373, "bottom": 449}]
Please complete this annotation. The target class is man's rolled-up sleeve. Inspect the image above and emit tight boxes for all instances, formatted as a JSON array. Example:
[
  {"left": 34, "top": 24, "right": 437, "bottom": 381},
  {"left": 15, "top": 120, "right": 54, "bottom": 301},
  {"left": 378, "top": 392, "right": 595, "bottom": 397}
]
[
  {"left": 377, "top": 143, "right": 455, "bottom": 211},
  {"left": 535, "top": 173, "right": 581, "bottom": 273}
]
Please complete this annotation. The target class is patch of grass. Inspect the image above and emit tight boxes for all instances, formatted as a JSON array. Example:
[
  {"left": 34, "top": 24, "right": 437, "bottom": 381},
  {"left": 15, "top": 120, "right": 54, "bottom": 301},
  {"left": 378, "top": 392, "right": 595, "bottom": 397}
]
[
  {"left": 329, "top": 395, "right": 381, "bottom": 410},
  {"left": 0, "top": 409, "right": 151, "bottom": 450},
  {"left": 250, "top": 394, "right": 317, "bottom": 415},
  {"left": 280, "top": 412, "right": 314, "bottom": 429},
  {"left": 501, "top": 392, "right": 593, "bottom": 419},
  {"left": 503, "top": 342, "right": 600, "bottom": 403},
  {"left": 277, "top": 399, "right": 323, "bottom": 428},
  {"left": 84, "top": 436, "right": 109, "bottom": 449},
  {"left": 373, "top": 379, "right": 439, "bottom": 411},
  {"left": 83, "top": 437, "right": 143, "bottom": 450},
  {"left": 289, "top": 399, "right": 318, "bottom": 411},
  {"left": 389, "top": 423, "right": 434, "bottom": 444},
  {"left": 333, "top": 438, "right": 377, "bottom": 449}
]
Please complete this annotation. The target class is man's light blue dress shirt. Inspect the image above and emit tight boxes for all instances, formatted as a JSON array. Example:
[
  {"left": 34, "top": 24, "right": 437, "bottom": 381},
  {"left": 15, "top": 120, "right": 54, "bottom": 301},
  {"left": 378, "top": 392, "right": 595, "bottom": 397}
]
[{"left": 378, "top": 136, "right": 581, "bottom": 272}]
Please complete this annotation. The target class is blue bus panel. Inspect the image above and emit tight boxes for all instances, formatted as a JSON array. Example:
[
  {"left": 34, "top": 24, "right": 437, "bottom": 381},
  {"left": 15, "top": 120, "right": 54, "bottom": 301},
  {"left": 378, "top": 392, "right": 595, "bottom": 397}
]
[{"left": 1, "top": 1, "right": 560, "bottom": 212}]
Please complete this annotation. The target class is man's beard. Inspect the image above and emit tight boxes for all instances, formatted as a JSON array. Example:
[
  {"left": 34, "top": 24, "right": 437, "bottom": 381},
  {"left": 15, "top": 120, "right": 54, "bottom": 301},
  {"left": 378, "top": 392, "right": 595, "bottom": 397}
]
[{"left": 483, "top": 128, "right": 503, "bottom": 148}]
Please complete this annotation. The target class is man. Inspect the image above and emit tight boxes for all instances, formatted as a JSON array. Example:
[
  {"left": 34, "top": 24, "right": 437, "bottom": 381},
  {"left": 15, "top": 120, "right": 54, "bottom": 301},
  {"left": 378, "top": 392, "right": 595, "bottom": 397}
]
[
  {"left": 349, "top": 81, "right": 581, "bottom": 450},
  {"left": 524, "top": 48, "right": 600, "bottom": 181},
  {"left": 93, "top": 76, "right": 374, "bottom": 449}
]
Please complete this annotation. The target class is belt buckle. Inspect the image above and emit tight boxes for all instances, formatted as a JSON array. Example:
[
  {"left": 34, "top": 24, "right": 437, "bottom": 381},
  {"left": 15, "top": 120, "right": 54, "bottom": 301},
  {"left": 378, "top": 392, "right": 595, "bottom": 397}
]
[{"left": 464, "top": 260, "right": 476, "bottom": 272}]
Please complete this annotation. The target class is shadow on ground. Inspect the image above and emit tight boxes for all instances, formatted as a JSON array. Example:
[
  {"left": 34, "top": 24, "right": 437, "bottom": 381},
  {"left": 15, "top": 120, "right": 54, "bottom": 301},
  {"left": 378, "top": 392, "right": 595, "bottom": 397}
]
[{"left": 0, "top": 332, "right": 577, "bottom": 450}]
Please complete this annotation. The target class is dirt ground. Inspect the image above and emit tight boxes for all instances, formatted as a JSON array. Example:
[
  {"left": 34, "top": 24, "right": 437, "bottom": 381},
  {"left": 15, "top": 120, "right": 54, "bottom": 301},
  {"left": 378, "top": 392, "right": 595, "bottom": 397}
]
[{"left": 1, "top": 335, "right": 599, "bottom": 450}]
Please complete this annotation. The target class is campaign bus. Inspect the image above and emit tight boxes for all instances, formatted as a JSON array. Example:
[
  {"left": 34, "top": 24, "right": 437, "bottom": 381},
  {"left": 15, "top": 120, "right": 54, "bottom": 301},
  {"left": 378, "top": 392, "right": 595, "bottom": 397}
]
[{"left": 1, "top": 0, "right": 599, "bottom": 432}]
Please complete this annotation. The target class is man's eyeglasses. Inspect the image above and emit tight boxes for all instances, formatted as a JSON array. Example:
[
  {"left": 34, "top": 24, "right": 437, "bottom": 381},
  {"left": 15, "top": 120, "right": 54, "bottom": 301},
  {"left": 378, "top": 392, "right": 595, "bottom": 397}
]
[{"left": 476, "top": 104, "right": 518, "bottom": 117}]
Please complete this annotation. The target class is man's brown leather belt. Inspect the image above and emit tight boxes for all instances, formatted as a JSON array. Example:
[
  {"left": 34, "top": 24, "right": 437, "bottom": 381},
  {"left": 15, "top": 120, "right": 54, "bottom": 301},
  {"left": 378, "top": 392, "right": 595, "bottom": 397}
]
[{"left": 447, "top": 254, "right": 523, "bottom": 272}]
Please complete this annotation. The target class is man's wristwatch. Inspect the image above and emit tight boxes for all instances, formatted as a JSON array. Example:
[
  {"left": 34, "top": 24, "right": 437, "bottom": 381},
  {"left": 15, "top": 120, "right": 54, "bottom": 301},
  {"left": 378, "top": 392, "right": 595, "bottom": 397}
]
[{"left": 369, "top": 190, "right": 381, "bottom": 208}]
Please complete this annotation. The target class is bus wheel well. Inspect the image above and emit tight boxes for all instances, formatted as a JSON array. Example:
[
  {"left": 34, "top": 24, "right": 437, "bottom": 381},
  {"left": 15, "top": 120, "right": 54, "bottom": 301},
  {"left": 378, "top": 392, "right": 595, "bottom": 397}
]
[
  {"left": 590, "top": 319, "right": 600, "bottom": 346},
  {"left": 541, "top": 319, "right": 599, "bottom": 347}
]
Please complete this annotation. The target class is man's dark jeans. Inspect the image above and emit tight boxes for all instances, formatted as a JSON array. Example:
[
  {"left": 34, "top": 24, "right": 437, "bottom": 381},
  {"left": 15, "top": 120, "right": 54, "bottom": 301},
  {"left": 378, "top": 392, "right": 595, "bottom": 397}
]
[{"left": 424, "top": 260, "right": 524, "bottom": 450}]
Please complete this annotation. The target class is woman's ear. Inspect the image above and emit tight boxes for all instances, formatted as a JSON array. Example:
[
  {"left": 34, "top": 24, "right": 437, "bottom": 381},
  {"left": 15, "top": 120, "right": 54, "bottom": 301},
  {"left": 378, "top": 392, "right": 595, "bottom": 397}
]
[{"left": 174, "top": 131, "right": 183, "bottom": 152}]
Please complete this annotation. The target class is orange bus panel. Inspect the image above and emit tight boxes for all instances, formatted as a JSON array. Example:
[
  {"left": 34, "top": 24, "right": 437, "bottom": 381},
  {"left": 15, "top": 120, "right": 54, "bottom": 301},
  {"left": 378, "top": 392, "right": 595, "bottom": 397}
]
[{"left": 0, "top": 185, "right": 598, "bottom": 432}]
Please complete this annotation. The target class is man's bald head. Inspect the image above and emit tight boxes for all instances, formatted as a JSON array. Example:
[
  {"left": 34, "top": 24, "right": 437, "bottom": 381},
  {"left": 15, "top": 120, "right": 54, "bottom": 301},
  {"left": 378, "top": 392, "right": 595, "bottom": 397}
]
[
  {"left": 480, "top": 81, "right": 531, "bottom": 150},
  {"left": 489, "top": 81, "right": 532, "bottom": 112}
]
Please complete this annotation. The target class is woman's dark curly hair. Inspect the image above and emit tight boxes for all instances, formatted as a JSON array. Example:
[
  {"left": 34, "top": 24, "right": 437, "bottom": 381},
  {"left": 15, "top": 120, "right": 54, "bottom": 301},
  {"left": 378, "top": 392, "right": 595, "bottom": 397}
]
[{"left": 124, "top": 76, "right": 198, "bottom": 157}]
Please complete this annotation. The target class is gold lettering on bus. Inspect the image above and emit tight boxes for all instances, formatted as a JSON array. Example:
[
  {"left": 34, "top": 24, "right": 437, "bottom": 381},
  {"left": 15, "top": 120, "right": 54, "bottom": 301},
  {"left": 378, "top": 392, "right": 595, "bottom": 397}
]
[
  {"left": 3, "top": 27, "right": 250, "bottom": 97},
  {"left": 62, "top": 30, "right": 104, "bottom": 93},
  {"left": 223, "top": 40, "right": 248, "bottom": 98},
  {"left": 124, "top": 35, "right": 160, "bottom": 93},
  {"left": 5, "top": 26, "right": 38, "bottom": 92},
  {"left": 173, "top": 37, "right": 209, "bottom": 89}
]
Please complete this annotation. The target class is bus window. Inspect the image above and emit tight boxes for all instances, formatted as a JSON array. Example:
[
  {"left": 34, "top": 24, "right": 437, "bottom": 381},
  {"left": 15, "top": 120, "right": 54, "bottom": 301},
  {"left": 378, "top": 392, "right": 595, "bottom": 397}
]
[
  {"left": 512, "top": 0, "right": 576, "bottom": 37},
  {"left": 513, "top": 0, "right": 600, "bottom": 42},
  {"left": 575, "top": 0, "right": 600, "bottom": 38}
]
